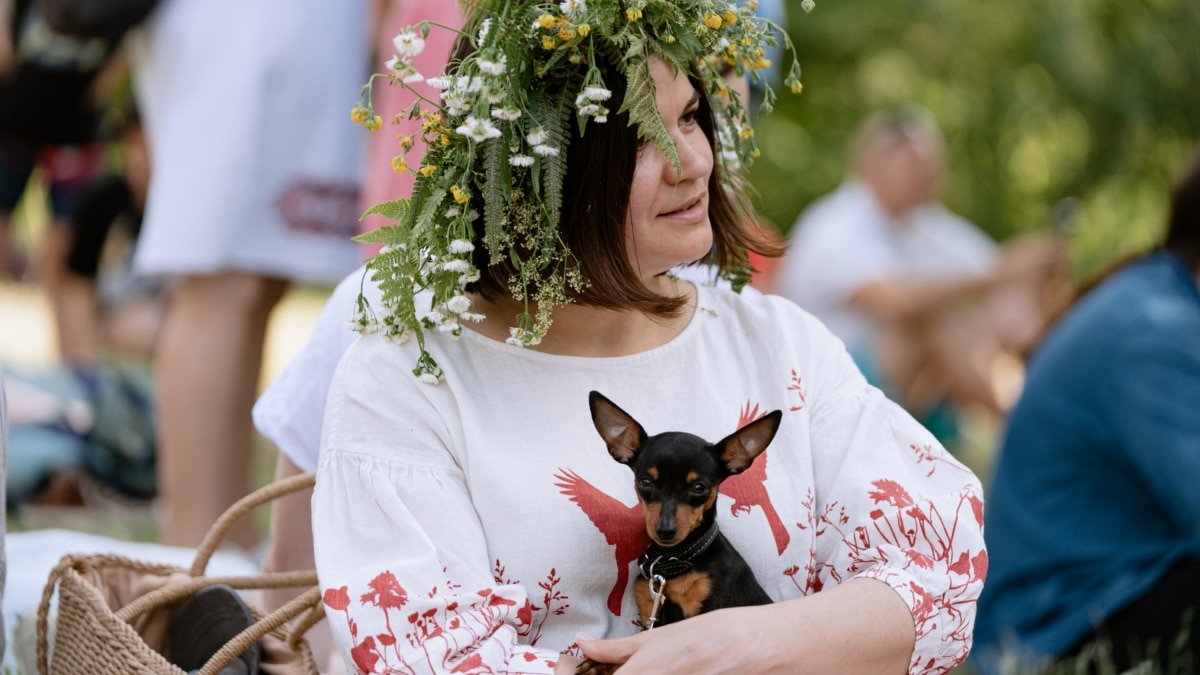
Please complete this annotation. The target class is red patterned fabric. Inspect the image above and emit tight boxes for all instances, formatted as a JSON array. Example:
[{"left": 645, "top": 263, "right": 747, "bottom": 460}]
[{"left": 314, "top": 284, "right": 986, "bottom": 674}]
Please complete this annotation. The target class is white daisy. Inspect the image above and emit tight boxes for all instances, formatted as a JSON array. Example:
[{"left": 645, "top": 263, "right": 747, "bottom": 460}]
[
  {"left": 584, "top": 87, "right": 612, "bottom": 101},
  {"left": 509, "top": 155, "right": 535, "bottom": 167},
  {"left": 533, "top": 144, "right": 560, "bottom": 157},
  {"left": 456, "top": 115, "right": 502, "bottom": 143},
  {"left": 446, "top": 295, "right": 472, "bottom": 314},
  {"left": 491, "top": 107, "right": 522, "bottom": 121},
  {"left": 392, "top": 30, "right": 425, "bottom": 58},
  {"left": 526, "top": 127, "right": 547, "bottom": 145},
  {"left": 478, "top": 55, "right": 507, "bottom": 76}
]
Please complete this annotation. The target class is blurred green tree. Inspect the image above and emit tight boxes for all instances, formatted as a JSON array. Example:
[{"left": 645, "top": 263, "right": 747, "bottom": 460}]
[{"left": 751, "top": 0, "right": 1200, "bottom": 278}]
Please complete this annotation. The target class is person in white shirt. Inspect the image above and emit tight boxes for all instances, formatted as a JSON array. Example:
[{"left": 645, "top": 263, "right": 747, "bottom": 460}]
[
  {"left": 265, "top": 5, "right": 986, "bottom": 672},
  {"left": 775, "top": 107, "right": 1066, "bottom": 438}
]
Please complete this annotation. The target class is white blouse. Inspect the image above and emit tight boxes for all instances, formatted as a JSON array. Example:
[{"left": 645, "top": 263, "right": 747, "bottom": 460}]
[{"left": 313, "top": 283, "right": 986, "bottom": 674}]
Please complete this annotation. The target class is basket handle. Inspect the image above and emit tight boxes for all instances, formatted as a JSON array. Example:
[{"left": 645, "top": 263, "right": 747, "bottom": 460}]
[
  {"left": 191, "top": 471, "right": 317, "bottom": 577},
  {"left": 114, "top": 569, "right": 318, "bottom": 623},
  {"left": 197, "top": 587, "right": 324, "bottom": 675}
]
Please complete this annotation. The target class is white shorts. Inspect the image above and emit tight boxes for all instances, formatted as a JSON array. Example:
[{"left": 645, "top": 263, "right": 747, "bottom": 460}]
[{"left": 127, "top": 0, "right": 367, "bottom": 282}]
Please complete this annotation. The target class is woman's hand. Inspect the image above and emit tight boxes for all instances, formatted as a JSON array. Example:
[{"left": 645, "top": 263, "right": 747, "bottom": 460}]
[
  {"left": 577, "top": 578, "right": 914, "bottom": 675},
  {"left": 578, "top": 606, "right": 784, "bottom": 674},
  {"left": 554, "top": 653, "right": 584, "bottom": 674}
]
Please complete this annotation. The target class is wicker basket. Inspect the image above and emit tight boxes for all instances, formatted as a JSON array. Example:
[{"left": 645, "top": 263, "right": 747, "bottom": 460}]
[{"left": 36, "top": 472, "right": 324, "bottom": 675}]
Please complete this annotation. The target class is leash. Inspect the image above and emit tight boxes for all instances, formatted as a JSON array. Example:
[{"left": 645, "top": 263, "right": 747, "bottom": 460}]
[{"left": 636, "top": 520, "right": 721, "bottom": 630}]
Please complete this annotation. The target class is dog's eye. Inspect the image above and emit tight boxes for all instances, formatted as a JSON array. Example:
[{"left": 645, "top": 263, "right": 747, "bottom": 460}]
[
  {"left": 638, "top": 477, "right": 653, "bottom": 491},
  {"left": 689, "top": 482, "right": 709, "bottom": 497}
]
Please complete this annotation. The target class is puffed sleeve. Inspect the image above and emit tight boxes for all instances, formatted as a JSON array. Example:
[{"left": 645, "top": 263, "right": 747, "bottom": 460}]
[
  {"left": 312, "top": 336, "right": 561, "bottom": 675},
  {"left": 803, "top": 318, "right": 986, "bottom": 674}
]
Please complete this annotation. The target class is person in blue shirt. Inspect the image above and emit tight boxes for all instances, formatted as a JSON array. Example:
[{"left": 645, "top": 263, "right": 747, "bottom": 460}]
[{"left": 973, "top": 148, "right": 1200, "bottom": 673}]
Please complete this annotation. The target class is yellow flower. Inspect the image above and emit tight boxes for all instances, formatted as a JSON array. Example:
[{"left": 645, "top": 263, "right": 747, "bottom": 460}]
[
  {"left": 542, "top": 35, "right": 557, "bottom": 50},
  {"left": 537, "top": 14, "right": 556, "bottom": 28},
  {"left": 419, "top": 165, "right": 438, "bottom": 177},
  {"left": 723, "top": 11, "right": 738, "bottom": 25},
  {"left": 755, "top": 57, "right": 772, "bottom": 69},
  {"left": 440, "top": 134, "right": 452, "bottom": 147},
  {"left": 740, "top": 127, "right": 755, "bottom": 139},
  {"left": 364, "top": 115, "right": 383, "bottom": 131},
  {"left": 559, "top": 27, "right": 576, "bottom": 41},
  {"left": 753, "top": 148, "right": 762, "bottom": 158},
  {"left": 577, "top": 24, "right": 590, "bottom": 37},
  {"left": 705, "top": 13, "right": 723, "bottom": 29},
  {"left": 451, "top": 185, "right": 469, "bottom": 204},
  {"left": 665, "top": 34, "right": 676, "bottom": 43},
  {"left": 398, "top": 134, "right": 414, "bottom": 151},
  {"left": 625, "top": 8, "right": 643, "bottom": 20},
  {"left": 421, "top": 114, "right": 443, "bottom": 133},
  {"left": 391, "top": 156, "right": 409, "bottom": 173},
  {"left": 790, "top": 81, "right": 804, "bottom": 94},
  {"left": 350, "top": 104, "right": 368, "bottom": 125}
]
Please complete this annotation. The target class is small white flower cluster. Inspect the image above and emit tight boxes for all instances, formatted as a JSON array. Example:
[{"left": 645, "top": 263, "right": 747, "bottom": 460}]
[
  {"left": 575, "top": 86, "right": 612, "bottom": 124},
  {"left": 384, "top": 29, "right": 426, "bottom": 84},
  {"left": 505, "top": 327, "right": 541, "bottom": 348},
  {"left": 523, "top": 127, "right": 559, "bottom": 158}
]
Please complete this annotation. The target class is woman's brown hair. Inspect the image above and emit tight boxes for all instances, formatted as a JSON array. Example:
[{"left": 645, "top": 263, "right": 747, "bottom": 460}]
[{"left": 456, "top": 37, "right": 784, "bottom": 317}]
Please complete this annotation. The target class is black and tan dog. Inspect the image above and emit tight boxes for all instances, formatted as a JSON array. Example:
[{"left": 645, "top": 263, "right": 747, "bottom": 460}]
[{"left": 576, "top": 391, "right": 782, "bottom": 672}]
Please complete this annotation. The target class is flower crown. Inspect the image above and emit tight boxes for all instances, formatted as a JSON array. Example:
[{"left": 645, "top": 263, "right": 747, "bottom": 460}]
[{"left": 350, "top": 0, "right": 805, "bottom": 383}]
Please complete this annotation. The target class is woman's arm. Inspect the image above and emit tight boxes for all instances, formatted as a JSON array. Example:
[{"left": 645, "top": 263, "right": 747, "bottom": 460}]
[{"left": 579, "top": 577, "right": 913, "bottom": 673}]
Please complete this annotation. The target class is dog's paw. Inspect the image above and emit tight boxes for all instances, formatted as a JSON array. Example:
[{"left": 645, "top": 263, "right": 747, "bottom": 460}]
[{"left": 575, "top": 658, "right": 620, "bottom": 675}]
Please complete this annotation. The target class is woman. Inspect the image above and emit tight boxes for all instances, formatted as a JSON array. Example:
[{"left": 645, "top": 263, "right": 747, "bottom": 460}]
[
  {"left": 314, "top": 3, "right": 984, "bottom": 673},
  {"left": 974, "top": 149, "right": 1200, "bottom": 673}
]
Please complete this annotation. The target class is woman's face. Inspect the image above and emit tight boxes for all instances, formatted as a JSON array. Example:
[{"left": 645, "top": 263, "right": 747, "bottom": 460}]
[{"left": 624, "top": 57, "right": 715, "bottom": 281}]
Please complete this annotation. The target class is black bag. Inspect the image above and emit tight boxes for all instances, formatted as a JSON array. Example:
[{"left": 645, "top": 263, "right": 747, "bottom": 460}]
[{"left": 39, "top": 0, "right": 160, "bottom": 40}]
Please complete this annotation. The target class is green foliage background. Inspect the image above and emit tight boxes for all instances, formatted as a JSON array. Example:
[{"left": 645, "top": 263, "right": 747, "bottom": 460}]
[{"left": 749, "top": 0, "right": 1200, "bottom": 279}]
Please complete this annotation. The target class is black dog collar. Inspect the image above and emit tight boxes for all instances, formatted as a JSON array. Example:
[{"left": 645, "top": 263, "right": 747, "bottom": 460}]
[{"left": 637, "top": 520, "right": 721, "bottom": 580}]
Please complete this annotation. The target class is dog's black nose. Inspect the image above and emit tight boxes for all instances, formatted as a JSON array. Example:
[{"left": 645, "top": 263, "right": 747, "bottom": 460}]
[{"left": 656, "top": 525, "right": 676, "bottom": 541}]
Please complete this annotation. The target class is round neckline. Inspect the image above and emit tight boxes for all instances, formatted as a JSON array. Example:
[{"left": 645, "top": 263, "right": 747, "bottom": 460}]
[{"left": 457, "top": 281, "right": 713, "bottom": 365}]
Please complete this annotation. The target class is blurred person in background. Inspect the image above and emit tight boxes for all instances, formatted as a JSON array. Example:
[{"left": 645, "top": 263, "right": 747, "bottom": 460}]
[
  {"left": 773, "top": 106, "right": 1067, "bottom": 448},
  {"left": 974, "top": 147, "right": 1200, "bottom": 674},
  {"left": 48, "top": 103, "right": 158, "bottom": 370},
  {"left": 125, "top": 0, "right": 367, "bottom": 548},
  {"left": 0, "top": 0, "right": 124, "bottom": 280}
]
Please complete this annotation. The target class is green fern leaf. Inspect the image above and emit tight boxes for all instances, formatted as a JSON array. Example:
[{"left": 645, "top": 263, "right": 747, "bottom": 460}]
[
  {"left": 360, "top": 198, "right": 411, "bottom": 222},
  {"left": 483, "top": 137, "right": 508, "bottom": 255},
  {"left": 353, "top": 225, "right": 408, "bottom": 246},
  {"left": 541, "top": 78, "right": 574, "bottom": 238},
  {"left": 619, "top": 53, "right": 679, "bottom": 176}
]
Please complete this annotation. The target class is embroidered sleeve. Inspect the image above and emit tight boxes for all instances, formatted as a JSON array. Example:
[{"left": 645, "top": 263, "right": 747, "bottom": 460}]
[
  {"left": 312, "top": 338, "right": 560, "bottom": 675},
  {"left": 806, "top": 335, "right": 986, "bottom": 674},
  {"left": 314, "top": 450, "right": 560, "bottom": 675}
]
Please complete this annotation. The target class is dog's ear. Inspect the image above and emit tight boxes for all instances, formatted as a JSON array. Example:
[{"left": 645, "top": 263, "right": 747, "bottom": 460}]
[
  {"left": 715, "top": 410, "right": 783, "bottom": 474},
  {"left": 588, "top": 391, "right": 646, "bottom": 465}
]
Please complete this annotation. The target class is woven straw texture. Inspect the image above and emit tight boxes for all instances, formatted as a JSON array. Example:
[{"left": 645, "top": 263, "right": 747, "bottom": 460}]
[{"left": 36, "top": 472, "right": 322, "bottom": 675}]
